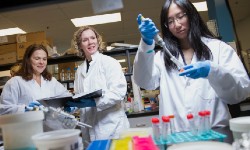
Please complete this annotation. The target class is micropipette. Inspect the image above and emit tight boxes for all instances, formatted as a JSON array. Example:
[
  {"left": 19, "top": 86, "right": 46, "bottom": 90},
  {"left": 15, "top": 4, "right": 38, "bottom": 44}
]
[
  {"left": 140, "top": 15, "right": 184, "bottom": 70},
  {"left": 42, "top": 106, "right": 92, "bottom": 128}
]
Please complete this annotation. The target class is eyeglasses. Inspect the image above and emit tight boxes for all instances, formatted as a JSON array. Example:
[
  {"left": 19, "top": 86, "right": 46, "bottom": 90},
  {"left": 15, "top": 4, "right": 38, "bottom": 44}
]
[{"left": 165, "top": 12, "right": 187, "bottom": 28}]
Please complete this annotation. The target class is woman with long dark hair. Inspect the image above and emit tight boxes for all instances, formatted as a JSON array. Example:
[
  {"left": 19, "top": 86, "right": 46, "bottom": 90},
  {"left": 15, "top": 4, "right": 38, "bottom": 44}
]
[
  {"left": 133, "top": 0, "right": 250, "bottom": 132},
  {"left": 0, "top": 44, "right": 71, "bottom": 114}
]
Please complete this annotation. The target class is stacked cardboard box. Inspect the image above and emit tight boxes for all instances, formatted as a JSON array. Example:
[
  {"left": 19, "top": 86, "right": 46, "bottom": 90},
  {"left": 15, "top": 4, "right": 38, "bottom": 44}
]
[
  {"left": 0, "top": 31, "right": 52, "bottom": 65},
  {"left": 0, "top": 35, "right": 17, "bottom": 65},
  {"left": 16, "top": 31, "right": 51, "bottom": 60}
]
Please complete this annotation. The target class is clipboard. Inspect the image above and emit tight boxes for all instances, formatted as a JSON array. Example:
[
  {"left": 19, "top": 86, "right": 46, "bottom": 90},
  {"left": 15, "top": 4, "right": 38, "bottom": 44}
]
[{"left": 38, "top": 89, "right": 102, "bottom": 108}]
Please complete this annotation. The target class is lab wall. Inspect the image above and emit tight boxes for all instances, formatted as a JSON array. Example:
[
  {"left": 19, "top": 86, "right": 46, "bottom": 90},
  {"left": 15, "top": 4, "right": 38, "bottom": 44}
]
[{"left": 235, "top": 16, "right": 250, "bottom": 51}]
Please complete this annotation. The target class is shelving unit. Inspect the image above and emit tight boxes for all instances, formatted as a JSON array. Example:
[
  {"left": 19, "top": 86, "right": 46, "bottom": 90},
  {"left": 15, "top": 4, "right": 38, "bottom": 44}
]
[{"left": 0, "top": 46, "right": 139, "bottom": 72}]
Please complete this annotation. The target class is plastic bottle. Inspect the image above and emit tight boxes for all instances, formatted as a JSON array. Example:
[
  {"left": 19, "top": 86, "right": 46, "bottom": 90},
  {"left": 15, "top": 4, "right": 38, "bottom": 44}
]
[
  {"left": 66, "top": 67, "right": 72, "bottom": 80},
  {"left": 204, "top": 110, "right": 211, "bottom": 134},
  {"left": 60, "top": 69, "right": 65, "bottom": 81},
  {"left": 125, "top": 97, "right": 132, "bottom": 113},
  {"left": 161, "top": 116, "right": 170, "bottom": 141},
  {"left": 187, "top": 113, "right": 197, "bottom": 136},
  {"left": 169, "top": 115, "right": 176, "bottom": 135},
  {"left": 151, "top": 117, "right": 160, "bottom": 142},
  {"left": 71, "top": 67, "right": 77, "bottom": 80},
  {"left": 141, "top": 95, "right": 145, "bottom": 111},
  {"left": 197, "top": 111, "right": 206, "bottom": 136}
]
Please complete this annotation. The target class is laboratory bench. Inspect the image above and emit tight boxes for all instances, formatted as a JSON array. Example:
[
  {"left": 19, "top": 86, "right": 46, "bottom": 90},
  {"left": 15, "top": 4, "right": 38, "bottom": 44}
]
[{"left": 126, "top": 109, "right": 159, "bottom": 118}]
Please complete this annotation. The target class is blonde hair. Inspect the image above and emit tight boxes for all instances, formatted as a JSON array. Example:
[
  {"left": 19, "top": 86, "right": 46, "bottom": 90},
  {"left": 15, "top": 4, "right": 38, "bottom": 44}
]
[{"left": 72, "top": 26, "right": 105, "bottom": 58}]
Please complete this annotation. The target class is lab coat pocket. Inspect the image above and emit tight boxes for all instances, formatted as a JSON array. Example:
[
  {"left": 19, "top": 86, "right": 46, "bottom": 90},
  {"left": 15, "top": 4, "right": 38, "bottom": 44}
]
[{"left": 196, "top": 86, "right": 215, "bottom": 111}]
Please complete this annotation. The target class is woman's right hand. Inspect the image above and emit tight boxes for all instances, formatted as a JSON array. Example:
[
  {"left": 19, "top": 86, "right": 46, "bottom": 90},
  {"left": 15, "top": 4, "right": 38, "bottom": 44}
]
[{"left": 137, "top": 14, "right": 159, "bottom": 45}]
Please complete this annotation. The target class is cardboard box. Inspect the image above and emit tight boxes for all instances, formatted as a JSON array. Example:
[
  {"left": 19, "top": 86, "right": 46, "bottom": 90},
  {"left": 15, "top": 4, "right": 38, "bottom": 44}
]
[
  {"left": 0, "top": 43, "right": 17, "bottom": 55},
  {"left": 0, "top": 35, "right": 17, "bottom": 45},
  {"left": 16, "top": 31, "right": 46, "bottom": 43},
  {"left": 17, "top": 40, "right": 50, "bottom": 60},
  {"left": 0, "top": 52, "right": 17, "bottom": 65}
]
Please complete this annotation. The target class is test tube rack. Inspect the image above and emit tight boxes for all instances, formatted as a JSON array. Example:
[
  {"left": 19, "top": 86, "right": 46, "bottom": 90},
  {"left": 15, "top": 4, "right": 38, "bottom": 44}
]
[{"left": 155, "top": 129, "right": 227, "bottom": 145}]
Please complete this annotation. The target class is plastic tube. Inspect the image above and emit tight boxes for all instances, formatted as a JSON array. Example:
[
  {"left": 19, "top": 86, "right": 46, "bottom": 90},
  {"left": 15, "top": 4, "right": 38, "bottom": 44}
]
[
  {"left": 169, "top": 115, "right": 176, "bottom": 135},
  {"left": 186, "top": 113, "right": 197, "bottom": 136},
  {"left": 197, "top": 111, "right": 206, "bottom": 135},
  {"left": 161, "top": 116, "right": 170, "bottom": 141},
  {"left": 204, "top": 110, "right": 211, "bottom": 134},
  {"left": 151, "top": 117, "right": 160, "bottom": 142}
]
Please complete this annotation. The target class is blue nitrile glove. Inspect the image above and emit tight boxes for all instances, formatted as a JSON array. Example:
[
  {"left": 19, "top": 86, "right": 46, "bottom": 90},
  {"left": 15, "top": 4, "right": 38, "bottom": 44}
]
[
  {"left": 137, "top": 14, "right": 159, "bottom": 45},
  {"left": 64, "top": 106, "right": 78, "bottom": 113},
  {"left": 25, "top": 101, "right": 42, "bottom": 111},
  {"left": 66, "top": 98, "right": 96, "bottom": 108},
  {"left": 179, "top": 61, "right": 211, "bottom": 79}
]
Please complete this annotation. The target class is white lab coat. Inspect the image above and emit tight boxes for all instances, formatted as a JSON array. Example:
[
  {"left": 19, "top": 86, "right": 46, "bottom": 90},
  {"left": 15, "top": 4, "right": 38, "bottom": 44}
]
[
  {"left": 74, "top": 51, "right": 129, "bottom": 141},
  {"left": 0, "top": 76, "right": 71, "bottom": 115},
  {"left": 133, "top": 37, "right": 250, "bottom": 132}
]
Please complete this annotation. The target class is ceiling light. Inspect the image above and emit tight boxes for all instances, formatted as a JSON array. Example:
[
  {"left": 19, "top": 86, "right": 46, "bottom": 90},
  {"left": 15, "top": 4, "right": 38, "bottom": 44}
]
[
  {"left": 71, "top": 12, "right": 121, "bottom": 27},
  {"left": 0, "top": 27, "right": 26, "bottom": 36},
  {"left": 117, "top": 59, "right": 126, "bottom": 63},
  {"left": 193, "top": 1, "right": 208, "bottom": 12}
]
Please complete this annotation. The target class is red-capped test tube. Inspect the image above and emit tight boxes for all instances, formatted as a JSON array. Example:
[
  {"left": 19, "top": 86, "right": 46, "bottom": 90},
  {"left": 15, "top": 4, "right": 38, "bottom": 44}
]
[
  {"left": 169, "top": 115, "right": 176, "bottom": 135},
  {"left": 204, "top": 110, "right": 211, "bottom": 134},
  {"left": 151, "top": 117, "right": 160, "bottom": 142},
  {"left": 186, "top": 113, "right": 197, "bottom": 136},
  {"left": 197, "top": 111, "right": 206, "bottom": 135},
  {"left": 161, "top": 116, "right": 170, "bottom": 141}
]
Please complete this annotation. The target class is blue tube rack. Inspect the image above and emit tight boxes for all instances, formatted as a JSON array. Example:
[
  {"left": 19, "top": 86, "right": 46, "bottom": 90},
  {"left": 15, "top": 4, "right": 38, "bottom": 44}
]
[
  {"left": 87, "top": 139, "right": 111, "bottom": 150},
  {"left": 154, "top": 130, "right": 227, "bottom": 145}
]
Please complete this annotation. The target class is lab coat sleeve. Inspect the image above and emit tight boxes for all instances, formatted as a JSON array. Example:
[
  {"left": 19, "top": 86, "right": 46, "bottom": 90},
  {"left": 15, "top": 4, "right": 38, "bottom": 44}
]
[
  {"left": 133, "top": 39, "right": 160, "bottom": 90},
  {"left": 95, "top": 57, "right": 127, "bottom": 112},
  {"left": 207, "top": 41, "right": 250, "bottom": 104},
  {"left": 0, "top": 78, "right": 25, "bottom": 114}
]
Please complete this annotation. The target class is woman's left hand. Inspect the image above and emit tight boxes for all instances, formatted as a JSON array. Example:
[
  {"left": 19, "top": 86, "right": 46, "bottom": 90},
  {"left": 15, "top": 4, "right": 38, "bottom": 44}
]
[{"left": 179, "top": 61, "right": 211, "bottom": 79}]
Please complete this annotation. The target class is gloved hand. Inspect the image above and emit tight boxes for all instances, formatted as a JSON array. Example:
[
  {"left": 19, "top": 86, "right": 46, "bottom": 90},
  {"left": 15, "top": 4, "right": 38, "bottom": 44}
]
[
  {"left": 137, "top": 14, "right": 159, "bottom": 45},
  {"left": 179, "top": 61, "right": 211, "bottom": 79},
  {"left": 25, "top": 101, "right": 42, "bottom": 111},
  {"left": 66, "top": 98, "right": 96, "bottom": 108},
  {"left": 64, "top": 106, "right": 78, "bottom": 113}
]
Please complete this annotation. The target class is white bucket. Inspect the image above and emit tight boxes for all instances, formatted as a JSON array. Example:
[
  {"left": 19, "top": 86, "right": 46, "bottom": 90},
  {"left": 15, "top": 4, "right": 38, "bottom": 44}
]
[
  {"left": 167, "top": 141, "right": 233, "bottom": 150},
  {"left": 0, "top": 111, "right": 44, "bottom": 150},
  {"left": 229, "top": 116, "right": 250, "bottom": 140},
  {"left": 32, "top": 129, "right": 81, "bottom": 150}
]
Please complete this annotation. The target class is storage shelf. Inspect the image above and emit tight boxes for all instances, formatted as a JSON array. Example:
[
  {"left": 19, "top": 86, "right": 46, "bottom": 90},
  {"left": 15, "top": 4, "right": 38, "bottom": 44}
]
[{"left": 0, "top": 47, "right": 140, "bottom": 71}]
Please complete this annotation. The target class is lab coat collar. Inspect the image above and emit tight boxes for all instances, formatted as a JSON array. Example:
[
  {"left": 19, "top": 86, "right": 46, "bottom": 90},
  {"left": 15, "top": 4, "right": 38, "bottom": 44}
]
[
  {"left": 31, "top": 75, "right": 46, "bottom": 87},
  {"left": 81, "top": 51, "right": 100, "bottom": 77},
  {"left": 90, "top": 51, "right": 100, "bottom": 62}
]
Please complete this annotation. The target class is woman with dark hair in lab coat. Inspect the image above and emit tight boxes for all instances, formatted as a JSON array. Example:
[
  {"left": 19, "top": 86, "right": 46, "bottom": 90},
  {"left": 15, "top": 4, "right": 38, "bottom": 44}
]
[
  {"left": 133, "top": 0, "right": 250, "bottom": 132},
  {"left": 0, "top": 44, "right": 71, "bottom": 115}
]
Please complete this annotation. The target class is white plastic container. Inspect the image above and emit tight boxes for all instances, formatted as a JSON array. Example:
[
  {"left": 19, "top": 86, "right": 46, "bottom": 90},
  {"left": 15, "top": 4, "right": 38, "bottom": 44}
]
[
  {"left": 32, "top": 129, "right": 81, "bottom": 150},
  {"left": 229, "top": 116, "right": 250, "bottom": 140},
  {"left": 0, "top": 111, "right": 44, "bottom": 150}
]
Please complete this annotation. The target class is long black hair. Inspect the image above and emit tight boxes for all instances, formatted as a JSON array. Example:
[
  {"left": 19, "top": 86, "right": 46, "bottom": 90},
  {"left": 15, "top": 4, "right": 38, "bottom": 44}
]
[{"left": 160, "top": 0, "right": 215, "bottom": 70}]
